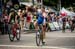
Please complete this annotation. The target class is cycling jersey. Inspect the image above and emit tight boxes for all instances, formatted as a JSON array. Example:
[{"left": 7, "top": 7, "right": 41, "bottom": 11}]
[
  {"left": 10, "top": 12, "right": 20, "bottom": 24},
  {"left": 10, "top": 14, "right": 15, "bottom": 24},
  {"left": 72, "top": 19, "right": 75, "bottom": 24},
  {"left": 37, "top": 16, "right": 44, "bottom": 24},
  {"left": 37, "top": 12, "right": 47, "bottom": 25},
  {"left": 17, "top": 15, "right": 20, "bottom": 24}
]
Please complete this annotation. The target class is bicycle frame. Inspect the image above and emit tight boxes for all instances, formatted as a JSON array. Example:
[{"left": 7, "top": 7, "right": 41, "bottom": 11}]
[{"left": 11, "top": 23, "right": 18, "bottom": 37}]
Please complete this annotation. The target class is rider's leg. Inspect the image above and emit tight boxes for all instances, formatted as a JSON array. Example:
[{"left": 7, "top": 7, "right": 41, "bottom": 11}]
[
  {"left": 62, "top": 22, "right": 66, "bottom": 32},
  {"left": 24, "top": 17, "right": 26, "bottom": 27},
  {"left": 41, "top": 24, "right": 46, "bottom": 44},
  {"left": 22, "top": 20, "right": 24, "bottom": 29},
  {"left": 42, "top": 18, "right": 46, "bottom": 44},
  {"left": 20, "top": 20, "right": 24, "bottom": 30},
  {"left": 34, "top": 21, "right": 39, "bottom": 30},
  {"left": 43, "top": 25, "right": 46, "bottom": 39},
  {"left": 72, "top": 23, "right": 74, "bottom": 31},
  {"left": 20, "top": 20, "right": 22, "bottom": 30}
]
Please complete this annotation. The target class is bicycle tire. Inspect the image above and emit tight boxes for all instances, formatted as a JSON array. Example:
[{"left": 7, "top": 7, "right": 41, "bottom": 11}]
[
  {"left": 8, "top": 28, "right": 14, "bottom": 42},
  {"left": 16, "top": 28, "right": 21, "bottom": 41},
  {"left": 36, "top": 31, "right": 41, "bottom": 46}
]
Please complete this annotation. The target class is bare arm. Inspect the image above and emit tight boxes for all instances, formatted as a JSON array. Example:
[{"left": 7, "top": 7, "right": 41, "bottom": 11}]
[
  {"left": 8, "top": 13, "right": 12, "bottom": 22},
  {"left": 15, "top": 15, "right": 18, "bottom": 23}
]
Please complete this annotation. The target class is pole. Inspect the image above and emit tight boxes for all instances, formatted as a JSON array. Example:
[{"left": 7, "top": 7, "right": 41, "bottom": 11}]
[
  {"left": 41, "top": 0, "right": 43, "bottom": 5},
  {"left": 0, "top": 0, "right": 2, "bottom": 17},
  {"left": 59, "top": 0, "right": 61, "bottom": 11},
  {"left": 32, "top": 0, "right": 34, "bottom": 5},
  {"left": 40, "top": 0, "right": 43, "bottom": 8}
]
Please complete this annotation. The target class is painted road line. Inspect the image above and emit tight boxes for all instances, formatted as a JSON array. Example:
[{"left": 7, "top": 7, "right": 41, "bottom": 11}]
[
  {"left": 0, "top": 45, "right": 74, "bottom": 49},
  {"left": 21, "top": 34, "right": 75, "bottom": 37}
]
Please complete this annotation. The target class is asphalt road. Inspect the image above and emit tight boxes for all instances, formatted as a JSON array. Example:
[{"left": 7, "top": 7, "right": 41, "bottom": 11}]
[{"left": 0, "top": 30, "right": 75, "bottom": 49}]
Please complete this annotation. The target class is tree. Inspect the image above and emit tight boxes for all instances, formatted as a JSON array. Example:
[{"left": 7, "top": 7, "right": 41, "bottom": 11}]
[
  {"left": 43, "top": 0, "right": 58, "bottom": 9},
  {"left": 37, "top": 0, "right": 41, "bottom": 3},
  {"left": 20, "top": 0, "right": 29, "bottom": 2}
]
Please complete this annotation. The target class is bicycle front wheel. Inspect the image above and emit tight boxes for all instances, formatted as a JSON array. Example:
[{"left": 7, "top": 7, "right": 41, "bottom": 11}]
[
  {"left": 16, "top": 28, "right": 21, "bottom": 41},
  {"left": 36, "top": 31, "right": 41, "bottom": 46}
]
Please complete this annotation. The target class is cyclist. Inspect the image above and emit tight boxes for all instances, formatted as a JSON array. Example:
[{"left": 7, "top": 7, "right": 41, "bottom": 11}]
[
  {"left": 17, "top": 9, "right": 23, "bottom": 30},
  {"left": 9, "top": 9, "right": 20, "bottom": 36},
  {"left": 62, "top": 17, "right": 66, "bottom": 32},
  {"left": 71, "top": 16, "right": 75, "bottom": 32},
  {"left": 34, "top": 8, "right": 47, "bottom": 44}
]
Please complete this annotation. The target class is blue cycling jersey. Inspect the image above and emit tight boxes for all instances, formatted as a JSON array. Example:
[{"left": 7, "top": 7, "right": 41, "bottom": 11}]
[{"left": 37, "top": 14, "right": 44, "bottom": 24}]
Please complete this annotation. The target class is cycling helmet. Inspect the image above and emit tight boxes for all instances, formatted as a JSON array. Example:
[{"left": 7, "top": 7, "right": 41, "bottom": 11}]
[{"left": 10, "top": 8, "right": 15, "bottom": 12}]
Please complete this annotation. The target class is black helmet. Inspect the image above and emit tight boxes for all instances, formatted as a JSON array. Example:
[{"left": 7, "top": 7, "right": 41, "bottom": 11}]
[{"left": 10, "top": 8, "right": 15, "bottom": 12}]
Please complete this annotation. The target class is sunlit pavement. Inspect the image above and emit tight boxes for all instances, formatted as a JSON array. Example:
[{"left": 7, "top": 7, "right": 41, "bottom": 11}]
[{"left": 0, "top": 30, "right": 75, "bottom": 49}]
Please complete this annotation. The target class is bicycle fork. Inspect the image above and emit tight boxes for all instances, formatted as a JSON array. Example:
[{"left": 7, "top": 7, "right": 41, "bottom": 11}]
[{"left": 12, "top": 27, "right": 17, "bottom": 37}]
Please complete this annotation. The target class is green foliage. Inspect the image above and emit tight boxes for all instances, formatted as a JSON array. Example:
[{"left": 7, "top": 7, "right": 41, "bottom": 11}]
[
  {"left": 20, "top": 0, "right": 29, "bottom": 2},
  {"left": 43, "top": 0, "right": 49, "bottom": 2},
  {"left": 43, "top": 0, "right": 58, "bottom": 5},
  {"left": 43, "top": 0, "right": 57, "bottom": 8}
]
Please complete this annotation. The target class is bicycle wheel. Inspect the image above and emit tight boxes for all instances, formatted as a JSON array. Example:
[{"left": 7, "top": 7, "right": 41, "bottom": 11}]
[
  {"left": 16, "top": 28, "right": 21, "bottom": 40},
  {"left": 36, "top": 31, "right": 41, "bottom": 46},
  {"left": 8, "top": 27, "right": 14, "bottom": 42}
]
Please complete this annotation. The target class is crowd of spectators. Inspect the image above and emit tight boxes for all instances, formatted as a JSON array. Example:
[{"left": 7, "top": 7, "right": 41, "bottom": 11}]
[{"left": 0, "top": 5, "right": 75, "bottom": 34}]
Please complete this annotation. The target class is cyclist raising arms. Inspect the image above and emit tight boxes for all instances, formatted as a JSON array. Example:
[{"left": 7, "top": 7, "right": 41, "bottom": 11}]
[{"left": 34, "top": 7, "right": 47, "bottom": 44}]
